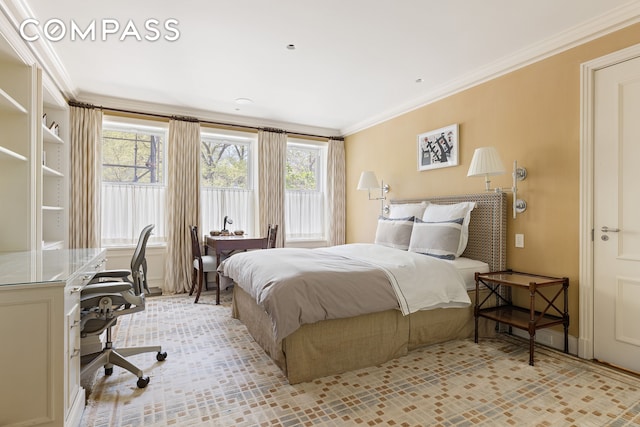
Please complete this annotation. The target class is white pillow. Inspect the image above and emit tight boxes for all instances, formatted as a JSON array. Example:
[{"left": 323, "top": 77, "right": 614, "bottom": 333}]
[
  {"left": 388, "top": 202, "right": 428, "bottom": 219},
  {"left": 374, "top": 216, "right": 414, "bottom": 250},
  {"left": 422, "top": 202, "right": 476, "bottom": 256},
  {"left": 408, "top": 217, "right": 463, "bottom": 260}
]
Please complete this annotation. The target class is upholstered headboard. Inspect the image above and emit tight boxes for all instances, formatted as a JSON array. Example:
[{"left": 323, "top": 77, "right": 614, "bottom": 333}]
[{"left": 391, "top": 192, "right": 507, "bottom": 271}]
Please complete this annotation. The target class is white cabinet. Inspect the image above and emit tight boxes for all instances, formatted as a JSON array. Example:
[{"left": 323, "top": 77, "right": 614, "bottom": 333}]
[{"left": 0, "top": 248, "right": 106, "bottom": 427}]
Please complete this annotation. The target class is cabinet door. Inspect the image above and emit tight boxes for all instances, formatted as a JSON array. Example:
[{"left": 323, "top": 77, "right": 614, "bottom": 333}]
[
  {"left": 65, "top": 302, "right": 82, "bottom": 416},
  {"left": 0, "top": 285, "right": 64, "bottom": 426}
]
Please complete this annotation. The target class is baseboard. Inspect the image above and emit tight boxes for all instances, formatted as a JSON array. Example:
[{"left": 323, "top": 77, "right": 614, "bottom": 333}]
[
  {"left": 146, "top": 286, "right": 163, "bottom": 297},
  {"left": 66, "top": 387, "right": 85, "bottom": 427},
  {"left": 510, "top": 328, "right": 579, "bottom": 356}
]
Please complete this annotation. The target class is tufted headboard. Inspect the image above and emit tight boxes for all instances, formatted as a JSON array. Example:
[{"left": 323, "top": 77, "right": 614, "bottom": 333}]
[{"left": 391, "top": 192, "right": 507, "bottom": 272}]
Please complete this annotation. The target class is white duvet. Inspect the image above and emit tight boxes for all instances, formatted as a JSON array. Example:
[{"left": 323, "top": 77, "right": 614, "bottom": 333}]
[
  {"left": 220, "top": 243, "right": 471, "bottom": 341},
  {"left": 322, "top": 244, "right": 471, "bottom": 315}
]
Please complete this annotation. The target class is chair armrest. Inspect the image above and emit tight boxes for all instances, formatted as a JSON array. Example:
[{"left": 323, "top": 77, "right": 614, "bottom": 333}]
[{"left": 82, "top": 282, "right": 133, "bottom": 295}]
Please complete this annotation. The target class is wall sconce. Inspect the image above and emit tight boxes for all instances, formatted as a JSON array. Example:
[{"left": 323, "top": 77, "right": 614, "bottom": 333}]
[
  {"left": 357, "top": 171, "right": 390, "bottom": 215},
  {"left": 467, "top": 147, "right": 527, "bottom": 219}
]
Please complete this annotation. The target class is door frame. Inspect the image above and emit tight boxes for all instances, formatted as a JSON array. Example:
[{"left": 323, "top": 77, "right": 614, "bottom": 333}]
[{"left": 579, "top": 43, "right": 640, "bottom": 360}]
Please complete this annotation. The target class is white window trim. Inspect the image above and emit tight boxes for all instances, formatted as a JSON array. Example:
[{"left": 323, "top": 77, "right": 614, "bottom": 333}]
[
  {"left": 103, "top": 116, "right": 169, "bottom": 133},
  {"left": 285, "top": 138, "right": 329, "bottom": 244},
  {"left": 200, "top": 128, "right": 258, "bottom": 237},
  {"left": 101, "top": 117, "right": 169, "bottom": 246}
]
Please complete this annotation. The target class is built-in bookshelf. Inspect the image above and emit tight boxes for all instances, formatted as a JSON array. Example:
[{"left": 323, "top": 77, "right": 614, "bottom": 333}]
[
  {"left": 0, "top": 29, "right": 68, "bottom": 252},
  {"left": 0, "top": 144, "right": 28, "bottom": 161},
  {"left": 0, "top": 86, "right": 27, "bottom": 114},
  {"left": 0, "top": 32, "right": 35, "bottom": 252},
  {"left": 0, "top": 15, "right": 79, "bottom": 427},
  {"left": 41, "top": 81, "right": 69, "bottom": 250}
]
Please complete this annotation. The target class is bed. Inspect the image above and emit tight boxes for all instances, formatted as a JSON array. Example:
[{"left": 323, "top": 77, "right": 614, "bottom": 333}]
[{"left": 221, "top": 192, "right": 507, "bottom": 384}]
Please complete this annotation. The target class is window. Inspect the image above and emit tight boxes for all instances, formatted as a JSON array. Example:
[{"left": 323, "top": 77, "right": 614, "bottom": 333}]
[
  {"left": 102, "top": 128, "right": 164, "bottom": 184},
  {"left": 101, "top": 119, "right": 167, "bottom": 246},
  {"left": 200, "top": 131, "right": 255, "bottom": 236},
  {"left": 100, "top": 122, "right": 325, "bottom": 245},
  {"left": 285, "top": 141, "right": 326, "bottom": 241}
]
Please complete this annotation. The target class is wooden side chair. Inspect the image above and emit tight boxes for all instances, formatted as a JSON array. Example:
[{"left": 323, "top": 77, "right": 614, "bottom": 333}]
[
  {"left": 189, "top": 225, "right": 218, "bottom": 304},
  {"left": 266, "top": 224, "right": 278, "bottom": 248}
]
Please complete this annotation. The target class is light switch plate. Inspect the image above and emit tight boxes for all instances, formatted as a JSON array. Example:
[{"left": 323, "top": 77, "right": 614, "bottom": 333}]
[{"left": 515, "top": 234, "right": 524, "bottom": 248}]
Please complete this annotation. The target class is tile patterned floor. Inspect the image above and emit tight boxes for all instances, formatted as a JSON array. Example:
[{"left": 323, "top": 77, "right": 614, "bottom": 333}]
[{"left": 81, "top": 290, "right": 640, "bottom": 426}]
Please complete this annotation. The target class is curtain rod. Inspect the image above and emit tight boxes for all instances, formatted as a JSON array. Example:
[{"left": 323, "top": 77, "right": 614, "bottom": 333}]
[{"left": 68, "top": 101, "right": 344, "bottom": 141}]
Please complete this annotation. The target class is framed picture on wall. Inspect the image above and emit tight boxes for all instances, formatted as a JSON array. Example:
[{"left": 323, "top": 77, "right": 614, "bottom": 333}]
[{"left": 417, "top": 124, "right": 459, "bottom": 171}]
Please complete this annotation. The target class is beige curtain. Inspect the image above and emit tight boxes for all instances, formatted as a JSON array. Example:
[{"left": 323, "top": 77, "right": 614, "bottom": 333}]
[
  {"left": 327, "top": 138, "right": 346, "bottom": 246},
  {"left": 164, "top": 119, "right": 201, "bottom": 294},
  {"left": 258, "top": 129, "right": 286, "bottom": 247},
  {"left": 69, "top": 106, "right": 103, "bottom": 249}
]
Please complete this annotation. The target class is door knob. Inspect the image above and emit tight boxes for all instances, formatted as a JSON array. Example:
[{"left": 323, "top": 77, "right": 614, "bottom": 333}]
[{"left": 601, "top": 226, "right": 620, "bottom": 233}]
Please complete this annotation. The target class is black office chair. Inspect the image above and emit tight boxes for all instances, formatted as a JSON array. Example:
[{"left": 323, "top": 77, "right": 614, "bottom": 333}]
[{"left": 80, "top": 224, "right": 167, "bottom": 388}]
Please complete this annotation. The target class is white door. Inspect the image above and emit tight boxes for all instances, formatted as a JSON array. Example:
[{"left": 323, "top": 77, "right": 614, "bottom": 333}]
[{"left": 593, "top": 55, "right": 640, "bottom": 372}]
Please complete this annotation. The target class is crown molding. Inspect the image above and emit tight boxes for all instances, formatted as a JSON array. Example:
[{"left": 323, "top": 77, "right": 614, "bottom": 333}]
[
  {"left": 4, "top": 0, "right": 639, "bottom": 137},
  {"left": 0, "top": 0, "right": 34, "bottom": 63},
  {"left": 75, "top": 92, "right": 342, "bottom": 138},
  {"left": 341, "top": 0, "right": 640, "bottom": 136},
  {"left": 0, "top": 0, "right": 76, "bottom": 99}
]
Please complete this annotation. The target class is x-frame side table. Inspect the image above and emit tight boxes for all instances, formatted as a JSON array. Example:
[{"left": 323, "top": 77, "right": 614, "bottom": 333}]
[{"left": 474, "top": 270, "right": 569, "bottom": 365}]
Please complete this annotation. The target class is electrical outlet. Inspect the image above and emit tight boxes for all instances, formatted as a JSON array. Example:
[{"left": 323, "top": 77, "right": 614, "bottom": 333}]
[{"left": 515, "top": 234, "right": 524, "bottom": 248}]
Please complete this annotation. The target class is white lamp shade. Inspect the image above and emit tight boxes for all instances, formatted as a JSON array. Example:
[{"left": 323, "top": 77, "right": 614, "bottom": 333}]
[
  {"left": 357, "top": 171, "right": 380, "bottom": 190},
  {"left": 467, "top": 147, "right": 506, "bottom": 177}
]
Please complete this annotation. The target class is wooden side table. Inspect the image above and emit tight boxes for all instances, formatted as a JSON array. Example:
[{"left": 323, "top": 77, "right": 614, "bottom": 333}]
[{"left": 474, "top": 270, "right": 569, "bottom": 365}]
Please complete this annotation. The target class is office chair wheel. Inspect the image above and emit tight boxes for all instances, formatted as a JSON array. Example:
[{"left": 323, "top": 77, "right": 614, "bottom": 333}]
[
  {"left": 156, "top": 351, "right": 167, "bottom": 361},
  {"left": 137, "top": 376, "right": 150, "bottom": 388},
  {"left": 105, "top": 367, "right": 113, "bottom": 376}
]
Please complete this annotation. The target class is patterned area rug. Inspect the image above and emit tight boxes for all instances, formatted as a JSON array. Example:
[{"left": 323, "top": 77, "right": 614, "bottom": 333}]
[{"left": 81, "top": 290, "right": 640, "bottom": 426}]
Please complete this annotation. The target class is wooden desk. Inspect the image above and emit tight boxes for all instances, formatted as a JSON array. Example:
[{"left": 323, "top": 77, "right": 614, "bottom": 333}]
[{"left": 204, "top": 235, "right": 267, "bottom": 304}]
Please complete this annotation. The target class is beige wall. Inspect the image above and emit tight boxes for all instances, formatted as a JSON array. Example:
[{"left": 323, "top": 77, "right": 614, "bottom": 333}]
[{"left": 345, "top": 24, "right": 640, "bottom": 337}]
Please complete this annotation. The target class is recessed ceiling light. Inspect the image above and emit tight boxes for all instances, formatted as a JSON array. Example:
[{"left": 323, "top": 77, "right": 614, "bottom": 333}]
[
  {"left": 415, "top": 78, "right": 423, "bottom": 83},
  {"left": 235, "top": 97, "right": 253, "bottom": 105},
  {"left": 286, "top": 44, "right": 296, "bottom": 50}
]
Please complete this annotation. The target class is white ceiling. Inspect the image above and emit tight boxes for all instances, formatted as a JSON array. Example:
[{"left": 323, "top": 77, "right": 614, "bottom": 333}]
[{"left": 8, "top": 0, "right": 640, "bottom": 135}]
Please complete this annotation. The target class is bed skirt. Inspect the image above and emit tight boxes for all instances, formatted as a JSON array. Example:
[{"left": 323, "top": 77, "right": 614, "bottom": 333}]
[{"left": 232, "top": 285, "right": 496, "bottom": 384}]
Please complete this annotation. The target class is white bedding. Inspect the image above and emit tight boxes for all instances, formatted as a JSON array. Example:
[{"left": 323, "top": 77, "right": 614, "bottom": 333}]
[
  {"left": 220, "top": 243, "right": 471, "bottom": 341},
  {"left": 323, "top": 244, "right": 471, "bottom": 315},
  {"left": 443, "top": 257, "right": 490, "bottom": 290}
]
